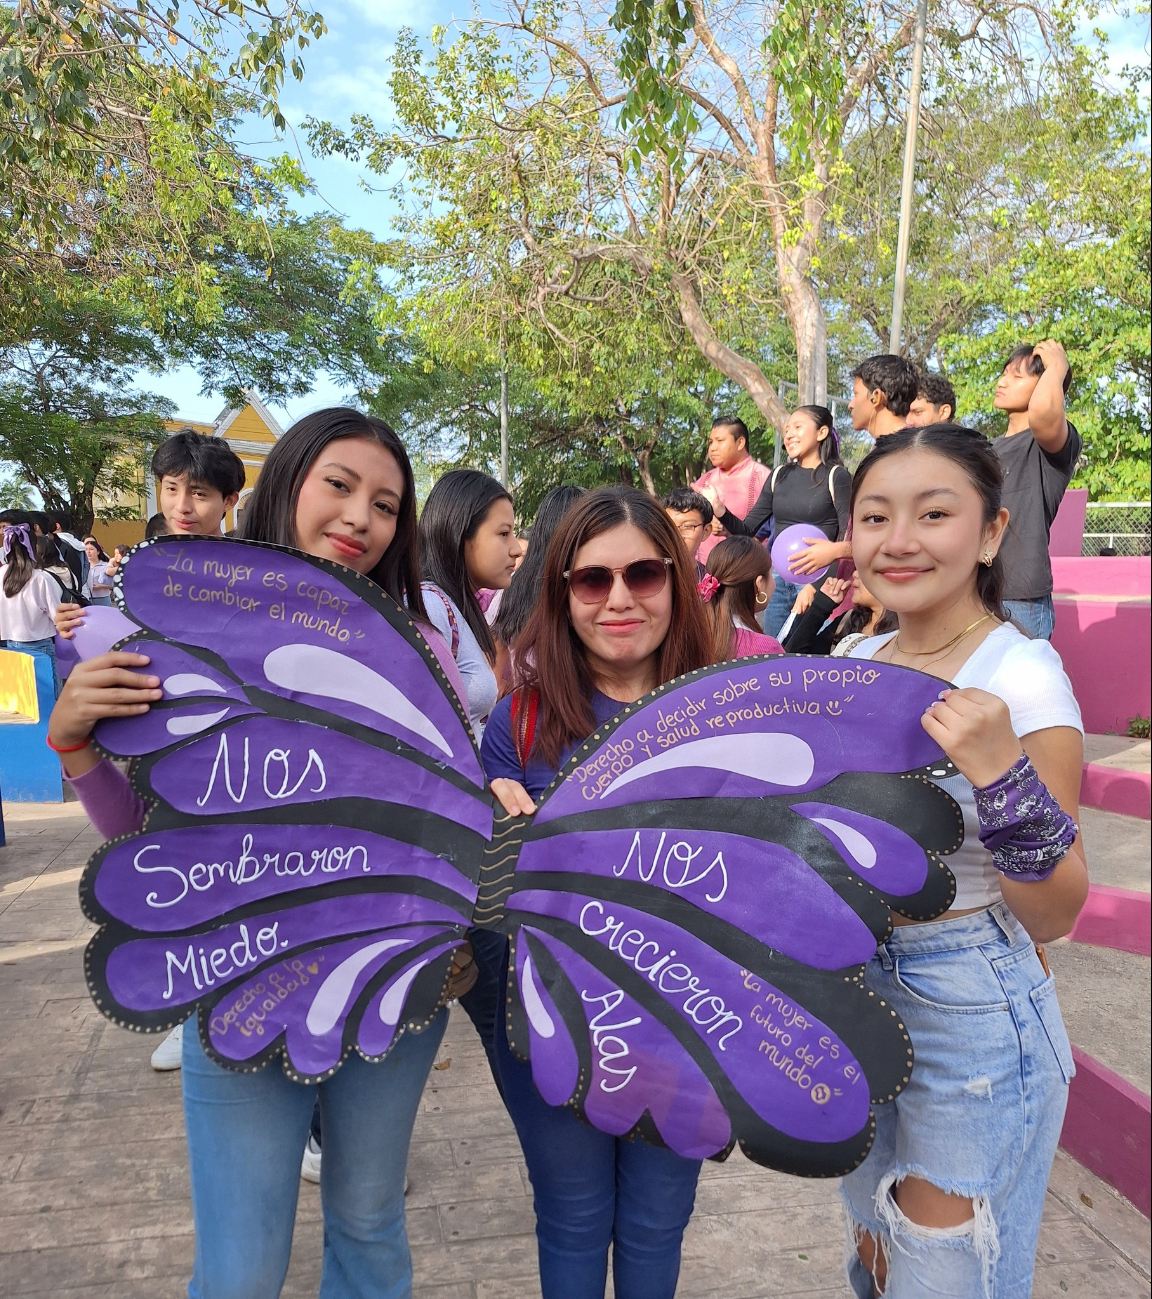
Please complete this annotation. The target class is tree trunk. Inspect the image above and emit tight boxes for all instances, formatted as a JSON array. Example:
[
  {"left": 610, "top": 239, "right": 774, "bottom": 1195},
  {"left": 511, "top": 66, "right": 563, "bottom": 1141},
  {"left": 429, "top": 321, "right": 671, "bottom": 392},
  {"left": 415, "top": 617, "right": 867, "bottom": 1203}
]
[
  {"left": 73, "top": 500, "right": 96, "bottom": 533},
  {"left": 636, "top": 445, "right": 656, "bottom": 496},
  {"left": 670, "top": 272, "right": 790, "bottom": 432},
  {"left": 499, "top": 363, "right": 510, "bottom": 487},
  {"left": 780, "top": 261, "right": 829, "bottom": 407}
]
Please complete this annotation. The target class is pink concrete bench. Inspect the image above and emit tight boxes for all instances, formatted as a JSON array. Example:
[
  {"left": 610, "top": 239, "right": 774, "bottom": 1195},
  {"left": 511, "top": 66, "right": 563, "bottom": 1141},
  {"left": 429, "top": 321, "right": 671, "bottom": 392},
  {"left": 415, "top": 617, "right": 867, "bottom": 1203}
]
[
  {"left": 1058, "top": 884, "right": 1151, "bottom": 1217},
  {"left": 1080, "top": 761, "right": 1151, "bottom": 820}
]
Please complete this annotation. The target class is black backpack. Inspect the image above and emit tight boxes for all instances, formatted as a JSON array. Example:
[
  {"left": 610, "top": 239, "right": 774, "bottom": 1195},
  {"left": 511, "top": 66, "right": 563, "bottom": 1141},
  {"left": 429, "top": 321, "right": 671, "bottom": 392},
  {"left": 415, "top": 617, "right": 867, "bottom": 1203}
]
[{"left": 47, "top": 569, "right": 89, "bottom": 608}]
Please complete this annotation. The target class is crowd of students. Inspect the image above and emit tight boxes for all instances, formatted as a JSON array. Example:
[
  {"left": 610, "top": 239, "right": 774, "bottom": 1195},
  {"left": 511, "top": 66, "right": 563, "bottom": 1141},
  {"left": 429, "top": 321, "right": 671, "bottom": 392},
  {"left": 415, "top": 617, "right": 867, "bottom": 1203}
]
[{"left": 0, "top": 339, "right": 1089, "bottom": 1299}]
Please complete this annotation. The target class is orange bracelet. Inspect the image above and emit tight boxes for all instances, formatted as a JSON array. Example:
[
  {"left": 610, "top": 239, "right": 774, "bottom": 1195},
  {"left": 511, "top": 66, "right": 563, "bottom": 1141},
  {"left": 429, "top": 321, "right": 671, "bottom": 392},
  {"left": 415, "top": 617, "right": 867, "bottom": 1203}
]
[{"left": 45, "top": 735, "right": 92, "bottom": 754}]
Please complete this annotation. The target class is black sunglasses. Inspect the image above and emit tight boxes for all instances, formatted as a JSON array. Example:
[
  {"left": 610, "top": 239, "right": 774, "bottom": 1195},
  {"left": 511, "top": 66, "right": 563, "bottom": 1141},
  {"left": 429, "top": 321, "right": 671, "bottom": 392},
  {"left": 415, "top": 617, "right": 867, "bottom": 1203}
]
[{"left": 563, "top": 557, "right": 674, "bottom": 604}]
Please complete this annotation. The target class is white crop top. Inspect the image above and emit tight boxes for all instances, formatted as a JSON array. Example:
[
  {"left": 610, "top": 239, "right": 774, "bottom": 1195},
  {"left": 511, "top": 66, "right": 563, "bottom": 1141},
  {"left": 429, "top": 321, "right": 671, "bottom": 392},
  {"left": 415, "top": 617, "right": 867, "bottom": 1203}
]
[{"left": 848, "top": 623, "right": 1083, "bottom": 910}]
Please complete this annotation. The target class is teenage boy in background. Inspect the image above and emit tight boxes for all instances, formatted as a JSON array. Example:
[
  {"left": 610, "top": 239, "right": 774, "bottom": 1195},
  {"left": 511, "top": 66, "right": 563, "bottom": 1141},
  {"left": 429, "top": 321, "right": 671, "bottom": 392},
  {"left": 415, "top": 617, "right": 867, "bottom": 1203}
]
[
  {"left": 692, "top": 416, "right": 770, "bottom": 563},
  {"left": 50, "top": 511, "right": 90, "bottom": 587},
  {"left": 151, "top": 429, "right": 245, "bottom": 535},
  {"left": 906, "top": 372, "right": 958, "bottom": 426},
  {"left": 846, "top": 353, "right": 919, "bottom": 442},
  {"left": 992, "top": 339, "right": 1080, "bottom": 639},
  {"left": 662, "top": 486, "right": 714, "bottom": 579},
  {"left": 53, "top": 429, "right": 244, "bottom": 1070}
]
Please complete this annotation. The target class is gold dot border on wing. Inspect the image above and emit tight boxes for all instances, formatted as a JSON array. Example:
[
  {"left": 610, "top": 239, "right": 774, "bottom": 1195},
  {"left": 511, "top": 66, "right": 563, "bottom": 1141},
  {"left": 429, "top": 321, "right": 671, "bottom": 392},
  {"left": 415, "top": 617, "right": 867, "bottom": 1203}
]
[
  {"left": 502, "top": 936, "right": 911, "bottom": 1180},
  {"left": 539, "top": 656, "right": 959, "bottom": 809},
  {"left": 83, "top": 920, "right": 461, "bottom": 1082},
  {"left": 116, "top": 534, "right": 479, "bottom": 751}
]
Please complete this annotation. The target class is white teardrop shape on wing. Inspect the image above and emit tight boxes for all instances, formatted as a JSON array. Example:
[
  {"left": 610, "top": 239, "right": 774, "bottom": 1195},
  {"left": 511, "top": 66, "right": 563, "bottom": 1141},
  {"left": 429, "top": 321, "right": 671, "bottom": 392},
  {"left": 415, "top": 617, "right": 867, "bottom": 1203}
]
[
  {"left": 378, "top": 960, "right": 430, "bottom": 1026},
  {"left": 306, "top": 938, "right": 410, "bottom": 1036},
  {"left": 811, "top": 817, "right": 877, "bottom": 869},
  {"left": 599, "top": 733, "right": 814, "bottom": 797},
  {"left": 164, "top": 673, "right": 227, "bottom": 697},
  {"left": 521, "top": 954, "right": 555, "bottom": 1038},
  {"left": 262, "top": 644, "right": 453, "bottom": 756},
  {"left": 165, "top": 708, "right": 231, "bottom": 736}
]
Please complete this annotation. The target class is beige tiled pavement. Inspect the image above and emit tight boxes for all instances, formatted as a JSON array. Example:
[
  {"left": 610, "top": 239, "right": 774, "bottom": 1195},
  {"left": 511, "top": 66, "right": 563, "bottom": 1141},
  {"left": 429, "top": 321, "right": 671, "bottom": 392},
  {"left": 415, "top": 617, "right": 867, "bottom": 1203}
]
[{"left": 0, "top": 803, "right": 1148, "bottom": 1298}]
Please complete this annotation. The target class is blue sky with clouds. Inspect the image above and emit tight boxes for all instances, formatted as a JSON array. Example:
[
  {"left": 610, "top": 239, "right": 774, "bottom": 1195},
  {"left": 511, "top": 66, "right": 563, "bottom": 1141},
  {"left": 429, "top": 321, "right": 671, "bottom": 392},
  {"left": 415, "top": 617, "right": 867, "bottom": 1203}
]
[
  {"left": 160, "top": 0, "right": 478, "bottom": 429},
  {"left": 146, "top": 2, "right": 1150, "bottom": 430}
]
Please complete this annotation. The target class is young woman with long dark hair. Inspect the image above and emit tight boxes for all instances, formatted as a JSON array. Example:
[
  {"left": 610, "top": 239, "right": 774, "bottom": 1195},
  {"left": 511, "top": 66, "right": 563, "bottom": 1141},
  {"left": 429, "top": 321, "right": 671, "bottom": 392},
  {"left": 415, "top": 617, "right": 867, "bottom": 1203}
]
[
  {"left": 698, "top": 535, "right": 783, "bottom": 660},
  {"left": 420, "top": 469, "right": 521, "bottom": 740},
  {"left": 839, "top": 425, "right": 1086, "bottom": 1298},
  {"left": 480, "top": 486, "right": 712, "bottom": 1299},
  {"left": 45, "top": 409, "right": 473, "bottom": 1299},
  {"left": 703, "top": 404, "right": 850, "bottom": 636},
  {"left": 493, "top": 484, "right": 585, "bottom": 660}
]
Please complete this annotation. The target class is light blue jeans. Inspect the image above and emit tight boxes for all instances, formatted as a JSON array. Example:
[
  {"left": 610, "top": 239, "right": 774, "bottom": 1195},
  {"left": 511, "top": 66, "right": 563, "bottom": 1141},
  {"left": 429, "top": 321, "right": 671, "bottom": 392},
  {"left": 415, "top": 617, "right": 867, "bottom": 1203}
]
[
  {"left": 181, "top": 1009, "right": 447, "bottom": 1299},
  {"left": 765, "top": 578, "right": 799, "bottom": 637},
  {"left": 1003, "top": 596, "right": 1056, "bottom": 641},
  {"left": 841, "top": 903, "right": 1072, "bottom": 1299}
]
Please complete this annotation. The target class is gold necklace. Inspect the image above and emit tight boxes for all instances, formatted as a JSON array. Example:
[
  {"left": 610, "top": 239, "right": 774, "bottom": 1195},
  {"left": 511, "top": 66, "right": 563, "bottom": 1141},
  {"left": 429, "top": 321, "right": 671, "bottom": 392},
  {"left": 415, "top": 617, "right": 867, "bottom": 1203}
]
[{"left": 892, "top": 614, "right": 991, "bottom": 660}]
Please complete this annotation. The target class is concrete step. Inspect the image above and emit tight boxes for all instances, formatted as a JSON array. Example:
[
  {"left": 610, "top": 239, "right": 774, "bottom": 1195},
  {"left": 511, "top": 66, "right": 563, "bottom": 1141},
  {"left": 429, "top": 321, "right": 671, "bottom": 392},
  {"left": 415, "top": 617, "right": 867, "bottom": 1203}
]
[
  {"left": 1050, "top": 798, "right": 1151, "bottom": 1218},
  {"left": 1082, "top": 734, "right": 1151, "bottom": 820}
]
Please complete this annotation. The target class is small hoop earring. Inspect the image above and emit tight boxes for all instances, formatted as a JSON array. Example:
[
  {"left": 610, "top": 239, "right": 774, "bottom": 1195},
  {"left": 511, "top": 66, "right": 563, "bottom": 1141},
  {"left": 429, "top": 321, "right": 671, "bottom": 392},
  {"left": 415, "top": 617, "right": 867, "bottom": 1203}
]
[
  {"left": 982, "top": 549, "right": 994, "bottom": 567},
  {"left": 755, "top": 591, "right": 769, "bottom": 607}
]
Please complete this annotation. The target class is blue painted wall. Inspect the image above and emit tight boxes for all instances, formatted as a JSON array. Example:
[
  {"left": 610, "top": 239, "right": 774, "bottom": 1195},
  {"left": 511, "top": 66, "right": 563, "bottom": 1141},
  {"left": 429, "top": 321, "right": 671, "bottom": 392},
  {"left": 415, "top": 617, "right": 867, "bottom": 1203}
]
[{"left": 0, "top": 651, "right": 64, "bottom": 803}]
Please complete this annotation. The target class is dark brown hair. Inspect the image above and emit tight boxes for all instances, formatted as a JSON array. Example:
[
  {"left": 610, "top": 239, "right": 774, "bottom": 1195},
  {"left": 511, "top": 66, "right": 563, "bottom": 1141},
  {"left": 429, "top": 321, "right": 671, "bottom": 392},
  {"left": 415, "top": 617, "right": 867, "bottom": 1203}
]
[
  {"left": 420, "top": 468, "right": 512, "bottom": 660},
  {"left": 850, "top": 424, "right": 1006, "bottom": 618},
  {"left": 514, "top": 486, "right": 712, "bottom": 766},
  {"left": 239, "top": 408, "right": 425, "bottom": 619},
  {"left": 703, "top": 536, "right": 772, "bottom": 662},
  {"left": 1004, "top": 343, "right": 1072, "bottom": 395}
]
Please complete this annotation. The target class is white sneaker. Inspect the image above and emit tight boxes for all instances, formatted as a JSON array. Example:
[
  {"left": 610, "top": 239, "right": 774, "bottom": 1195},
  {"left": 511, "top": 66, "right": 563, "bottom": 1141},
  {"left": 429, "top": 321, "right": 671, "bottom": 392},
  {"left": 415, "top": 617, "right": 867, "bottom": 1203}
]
[
  {"left": 301, "top": 1135, "right": 322, "bottom": 1184},
  {"left": 150, "top": 1023, "right": 184, "bottom": 1071},
  {"left": 299, "top": 1136, "right": 410, "bottom": 1193}
]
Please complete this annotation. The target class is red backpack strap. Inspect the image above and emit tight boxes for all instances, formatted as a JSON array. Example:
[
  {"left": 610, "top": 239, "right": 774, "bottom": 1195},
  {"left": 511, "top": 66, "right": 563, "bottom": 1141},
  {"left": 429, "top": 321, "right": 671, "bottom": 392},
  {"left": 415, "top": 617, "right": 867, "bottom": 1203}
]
[
  {"left": 421, "top": 583, "right": 460, "bottom": 659},
  {"left": 510, "top": 687, "right": 539, "bottom": 771}
]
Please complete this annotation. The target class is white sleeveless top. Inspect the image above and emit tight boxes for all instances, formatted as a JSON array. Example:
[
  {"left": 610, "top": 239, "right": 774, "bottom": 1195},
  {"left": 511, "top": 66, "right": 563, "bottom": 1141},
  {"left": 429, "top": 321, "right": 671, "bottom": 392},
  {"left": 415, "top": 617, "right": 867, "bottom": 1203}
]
[{"left": 848, "top": 623, "right": 1083, "bottom": 909}]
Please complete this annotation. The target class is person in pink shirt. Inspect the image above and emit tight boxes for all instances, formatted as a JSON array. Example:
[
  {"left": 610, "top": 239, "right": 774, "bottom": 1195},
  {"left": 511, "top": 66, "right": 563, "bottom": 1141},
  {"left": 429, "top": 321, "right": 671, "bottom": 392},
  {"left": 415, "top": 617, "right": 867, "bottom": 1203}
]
[{"left": 691, "top": 416, "right": 770, "bottom": 563}]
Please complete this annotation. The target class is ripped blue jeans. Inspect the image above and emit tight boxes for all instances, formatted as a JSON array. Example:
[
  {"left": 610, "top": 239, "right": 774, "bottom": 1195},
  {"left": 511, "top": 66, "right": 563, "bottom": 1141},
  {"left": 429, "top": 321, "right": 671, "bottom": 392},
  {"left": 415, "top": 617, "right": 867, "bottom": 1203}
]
[{"left": 841, "top": 902, "right": 1072, "bottom": 1299}]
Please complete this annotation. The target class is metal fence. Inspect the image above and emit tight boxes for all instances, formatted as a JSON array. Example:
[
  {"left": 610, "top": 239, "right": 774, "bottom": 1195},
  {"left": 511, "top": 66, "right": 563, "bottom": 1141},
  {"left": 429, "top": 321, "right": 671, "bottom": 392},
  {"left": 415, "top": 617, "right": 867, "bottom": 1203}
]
[{"left": 1083, "top": 502, "right": 1151, "bottom": 557}]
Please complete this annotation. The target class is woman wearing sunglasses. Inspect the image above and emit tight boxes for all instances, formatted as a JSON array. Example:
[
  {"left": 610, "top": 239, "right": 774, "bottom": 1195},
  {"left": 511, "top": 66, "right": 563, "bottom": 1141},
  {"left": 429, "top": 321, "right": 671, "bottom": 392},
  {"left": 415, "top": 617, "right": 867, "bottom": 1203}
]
[{"left": 479, "top": 487, "right": 713, "bottom": 1299}]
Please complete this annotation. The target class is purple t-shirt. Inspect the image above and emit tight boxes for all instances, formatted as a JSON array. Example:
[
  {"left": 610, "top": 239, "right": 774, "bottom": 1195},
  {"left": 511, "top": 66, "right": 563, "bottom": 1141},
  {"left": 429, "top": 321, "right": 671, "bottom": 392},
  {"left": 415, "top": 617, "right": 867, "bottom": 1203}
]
[{"left": 481, "top": 690, "right": 623, "bottom": 801}]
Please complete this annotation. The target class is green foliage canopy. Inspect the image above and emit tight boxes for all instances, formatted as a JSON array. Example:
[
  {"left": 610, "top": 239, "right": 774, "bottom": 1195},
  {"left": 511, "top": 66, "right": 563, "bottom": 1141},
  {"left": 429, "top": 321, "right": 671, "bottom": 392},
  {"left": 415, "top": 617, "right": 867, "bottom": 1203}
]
[{"left": 0, "top": 290, "right": 175, "bottom": 530}]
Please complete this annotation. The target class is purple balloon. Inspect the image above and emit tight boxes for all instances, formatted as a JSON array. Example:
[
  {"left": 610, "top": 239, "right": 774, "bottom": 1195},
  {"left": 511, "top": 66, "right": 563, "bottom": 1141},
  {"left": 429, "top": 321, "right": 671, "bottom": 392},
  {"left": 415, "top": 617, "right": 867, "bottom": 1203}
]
[{"left": 771, "top": 523, "right": 824, "bottom": 582}]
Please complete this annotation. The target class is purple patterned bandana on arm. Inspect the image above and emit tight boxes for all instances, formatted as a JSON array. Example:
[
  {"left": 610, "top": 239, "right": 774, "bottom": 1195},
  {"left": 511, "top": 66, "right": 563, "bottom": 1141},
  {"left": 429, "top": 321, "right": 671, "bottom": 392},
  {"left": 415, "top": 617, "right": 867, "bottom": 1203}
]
[{"left": 973, "top": 754, "right": 1078, "bottom": 881}]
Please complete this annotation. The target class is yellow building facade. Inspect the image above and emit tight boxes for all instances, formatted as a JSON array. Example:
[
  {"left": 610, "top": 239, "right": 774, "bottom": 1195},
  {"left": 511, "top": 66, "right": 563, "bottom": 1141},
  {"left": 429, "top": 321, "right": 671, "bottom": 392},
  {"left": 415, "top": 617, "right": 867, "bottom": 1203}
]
[{"left": 93, "top": 391, "right": 283, "bottom": 551}]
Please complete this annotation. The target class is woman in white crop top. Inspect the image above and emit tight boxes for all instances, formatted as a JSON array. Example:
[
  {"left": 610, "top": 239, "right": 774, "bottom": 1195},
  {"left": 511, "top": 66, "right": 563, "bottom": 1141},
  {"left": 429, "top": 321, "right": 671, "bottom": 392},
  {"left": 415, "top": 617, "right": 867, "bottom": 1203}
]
[{"left": 837, "top": 425, "right": 1087, "bottom": 1299}]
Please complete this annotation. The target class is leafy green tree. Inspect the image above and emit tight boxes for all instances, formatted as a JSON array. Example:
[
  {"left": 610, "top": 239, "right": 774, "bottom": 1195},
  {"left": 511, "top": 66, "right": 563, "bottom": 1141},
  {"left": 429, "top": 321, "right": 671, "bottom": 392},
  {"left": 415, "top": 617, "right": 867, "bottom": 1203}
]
[
  {"left": 0, "top": 1, "right": 324, "bottom": 328},
  {"left": 164, "top": 214, "right": 401, "bottom": 406},
  {"left": 925, "top": 55, "right": 1151, "bottom": 499},
  {"left": 371, "top": 349, "right": 728, "bottom": 513},
  {"left": 0, "top": 291, "right": 174, "bottom": 529},
  {"left": 0, "top": 470, "right": 34, "bottom": 508},
  {"left": 312, "top": 1, "right": 1066, "bottom": 432}
]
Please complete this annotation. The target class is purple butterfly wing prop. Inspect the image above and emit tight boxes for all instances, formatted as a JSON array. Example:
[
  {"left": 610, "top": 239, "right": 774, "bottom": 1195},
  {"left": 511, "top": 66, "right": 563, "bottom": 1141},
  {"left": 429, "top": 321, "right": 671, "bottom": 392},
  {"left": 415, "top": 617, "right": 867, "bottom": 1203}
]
[
  {"left": 79, "top": 536, "right": 492, "bottom": 1082},
  {"left": 486, "top": 657, "right": 962, "bottom": 1176}
]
